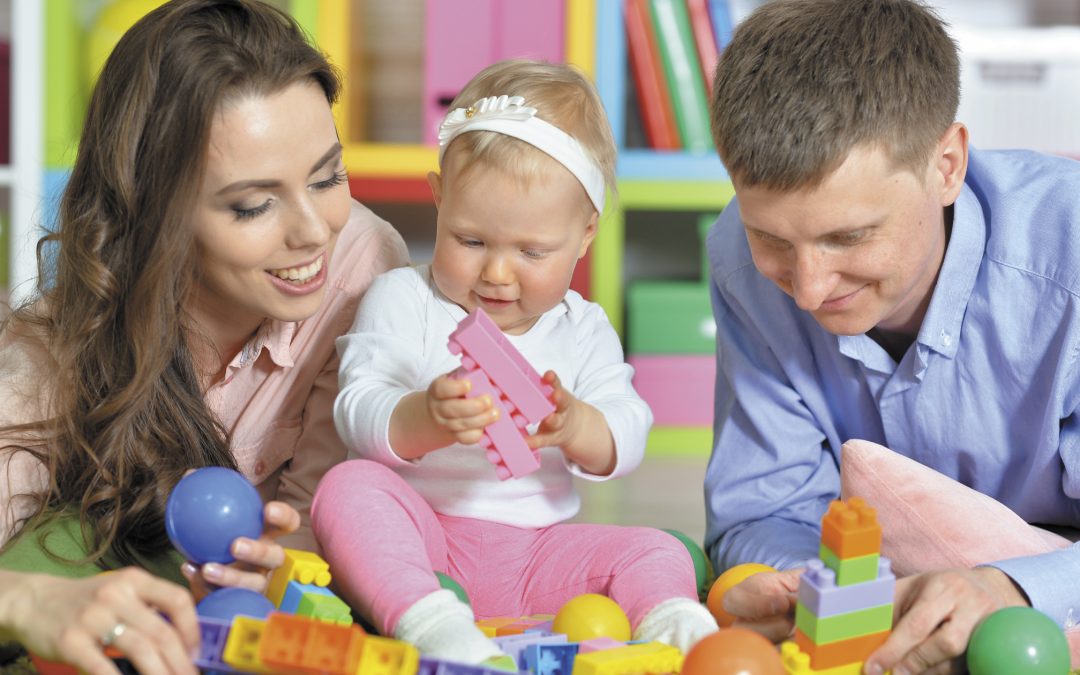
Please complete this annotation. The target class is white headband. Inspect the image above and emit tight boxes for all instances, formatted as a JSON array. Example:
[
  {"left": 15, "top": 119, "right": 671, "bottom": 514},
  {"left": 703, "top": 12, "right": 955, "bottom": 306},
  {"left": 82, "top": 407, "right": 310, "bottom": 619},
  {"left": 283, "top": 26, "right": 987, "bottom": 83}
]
[{"left": 437, "top": 95, "right": 606, "bottom": 213}]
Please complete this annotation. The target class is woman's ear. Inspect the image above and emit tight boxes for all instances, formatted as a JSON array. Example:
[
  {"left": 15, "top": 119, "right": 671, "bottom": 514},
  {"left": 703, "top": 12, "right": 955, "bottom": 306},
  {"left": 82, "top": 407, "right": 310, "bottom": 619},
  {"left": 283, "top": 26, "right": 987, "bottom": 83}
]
[{"left": 427, "top": 171, "right": 443, "bottom": 209}]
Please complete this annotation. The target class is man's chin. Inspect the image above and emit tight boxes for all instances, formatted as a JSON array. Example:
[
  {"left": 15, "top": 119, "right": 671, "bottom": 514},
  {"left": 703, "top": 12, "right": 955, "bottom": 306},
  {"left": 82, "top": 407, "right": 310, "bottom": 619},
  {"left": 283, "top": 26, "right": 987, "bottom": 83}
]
[{"left": 812, "top": 312, "right": 876, "bottom": 336}]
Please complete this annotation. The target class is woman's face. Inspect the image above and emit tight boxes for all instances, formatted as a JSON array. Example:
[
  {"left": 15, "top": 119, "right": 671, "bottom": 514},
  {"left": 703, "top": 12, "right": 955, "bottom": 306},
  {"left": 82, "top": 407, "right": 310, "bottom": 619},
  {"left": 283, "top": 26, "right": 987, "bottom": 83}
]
[{"left": 189, "top": 81, "right": 350, "bottom": 343}]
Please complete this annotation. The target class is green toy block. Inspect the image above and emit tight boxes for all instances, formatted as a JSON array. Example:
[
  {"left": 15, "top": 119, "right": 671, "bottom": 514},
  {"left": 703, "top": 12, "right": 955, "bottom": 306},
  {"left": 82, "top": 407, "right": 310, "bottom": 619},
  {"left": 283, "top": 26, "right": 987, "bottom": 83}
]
[
  {"left": 297, "top": 590, "right": 353, "bottom": 625},
  {"left": 627, "top": 281, "right": 714, "bottom": 354},
  {"left": 795, "top": 602, "right": 894, "bottom": 644},
  {"left": 819, "top": 544, "right": 880, "bottom": 586}
]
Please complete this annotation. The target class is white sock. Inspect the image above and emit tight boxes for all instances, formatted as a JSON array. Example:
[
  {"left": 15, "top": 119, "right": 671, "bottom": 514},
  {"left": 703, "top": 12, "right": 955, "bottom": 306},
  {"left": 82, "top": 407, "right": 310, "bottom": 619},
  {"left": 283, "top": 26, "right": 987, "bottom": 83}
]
[
  {"left": 392, "top": 589, "right": 506, "bottom": 664},
  {"left": 632, "top": 597, "right": 719, "bottom": 654}
]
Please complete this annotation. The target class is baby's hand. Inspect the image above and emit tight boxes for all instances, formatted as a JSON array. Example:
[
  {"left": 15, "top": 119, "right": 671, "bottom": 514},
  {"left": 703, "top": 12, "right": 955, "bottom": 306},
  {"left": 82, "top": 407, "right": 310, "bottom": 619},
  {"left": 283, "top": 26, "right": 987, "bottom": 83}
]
[
  {"left": 528, "top": 371, "right": 584, "bottom": 451},
  {"left": 426, "top": 373, "right": 499, "bottom": 446}
]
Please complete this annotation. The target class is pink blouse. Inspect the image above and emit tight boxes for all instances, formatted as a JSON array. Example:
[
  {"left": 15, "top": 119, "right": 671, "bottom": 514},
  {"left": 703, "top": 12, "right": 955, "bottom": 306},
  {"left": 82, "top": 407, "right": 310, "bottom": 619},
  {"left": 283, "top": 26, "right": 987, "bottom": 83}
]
[{"left": 0, "top": 200, "right": 408, "bottom": 551}]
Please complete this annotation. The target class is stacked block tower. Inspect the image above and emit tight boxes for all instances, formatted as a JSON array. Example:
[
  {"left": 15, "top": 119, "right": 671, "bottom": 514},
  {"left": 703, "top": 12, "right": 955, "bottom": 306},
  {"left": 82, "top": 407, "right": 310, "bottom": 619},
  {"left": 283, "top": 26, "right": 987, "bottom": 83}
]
[{"left": 782, "top": 497, "right": 895, "bottom": 675}]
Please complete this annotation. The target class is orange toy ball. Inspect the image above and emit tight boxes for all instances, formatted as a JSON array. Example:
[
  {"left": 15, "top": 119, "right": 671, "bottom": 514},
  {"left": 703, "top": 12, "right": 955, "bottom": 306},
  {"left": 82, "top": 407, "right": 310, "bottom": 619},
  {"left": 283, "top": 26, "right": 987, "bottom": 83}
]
[
  {"left": 706, "top": 563, "right": 777, "bottom": 627},
  {"left": 682, "top": 628, "right": 785, "bottom": 675},
  {"left": 551, "top": 593, "right": 632, "bottom": 642}
]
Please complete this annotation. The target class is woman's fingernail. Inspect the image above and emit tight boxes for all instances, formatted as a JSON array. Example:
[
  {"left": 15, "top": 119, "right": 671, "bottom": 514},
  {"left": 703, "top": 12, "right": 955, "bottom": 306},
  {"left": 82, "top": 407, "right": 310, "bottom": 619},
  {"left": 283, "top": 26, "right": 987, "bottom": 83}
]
[
  {"left": 203, "top": 563, "right": 224, "bottom": 581},
  {"left": 181, "top": 562, "right": 198, "bottom": 578},
  {"left": 864, "top": 662, "right": 883, "bottom": 675},
  {"left": 233, "top": 540, "right": 251, "bottom": 557}
]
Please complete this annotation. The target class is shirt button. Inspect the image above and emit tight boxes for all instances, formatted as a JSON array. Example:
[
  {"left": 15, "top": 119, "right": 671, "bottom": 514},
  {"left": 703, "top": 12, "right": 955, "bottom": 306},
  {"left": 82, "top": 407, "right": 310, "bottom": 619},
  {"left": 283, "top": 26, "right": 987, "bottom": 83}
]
[{"left": 941, "top": 331, "right": 953, "bottom": 347}]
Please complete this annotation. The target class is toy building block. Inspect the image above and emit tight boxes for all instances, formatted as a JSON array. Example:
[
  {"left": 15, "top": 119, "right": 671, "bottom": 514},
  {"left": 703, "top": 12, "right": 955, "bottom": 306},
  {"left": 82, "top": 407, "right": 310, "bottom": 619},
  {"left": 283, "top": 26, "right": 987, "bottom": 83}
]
[
  {"left": 571, "top": 642, "right": 683, "bottom": 675},
  {"left": 266, "top": 548, "right": 333, "bottom": 607},
  {"left": 795, "top": 602, "right": 893, "bottom": 644},
  {"left": 478, "top": 613, "right": 555, "bottom": 636},
  {"left": 193, "top": 616, "right": 243, "bottom": 673},
  {"left": 793, "top": 629, "right": 889, "bottom": 671},
  {"left": 492, "top": 631, "right": 568, "bottom": 668},
  {"left": 818, "top": 544, "right": 880, "bottom": 587},
  {"left": 279, "top": 581, "right": 353, "bottom": 625},
  {"left": 780, "top": 642, "right": 865, "bottom": 675},
  {"left": 417, "top": 656, "right": 520, "bottom": 675},
  {"left": 798, "top": 558, "right": 894, "bottom": 618},
  {"left": 524, "top": 642, "right": 579, "bottom": 675},
  {"left": 448, "top": 309, "right": 556, "bottom": 480},
  {"left": 475, "top": 616, "right": 521, "bottom": 637},
  {"left": 223, "top": 615, "right": 275, "bottom": 673},
  {"left": 577, "top": 636, "right": 626, "bottom": 653},
  {"left": 355, "top": 635, "right": 421, "bottom": 675},
  {"left": 448, "top": 308, "right": 554, "bottom": 423},
  {"left": 820, "top": 498, "right": 882, "bottom": 559},
  {"left": 259, "top": 612, "right": 366, "bottom": 675}
]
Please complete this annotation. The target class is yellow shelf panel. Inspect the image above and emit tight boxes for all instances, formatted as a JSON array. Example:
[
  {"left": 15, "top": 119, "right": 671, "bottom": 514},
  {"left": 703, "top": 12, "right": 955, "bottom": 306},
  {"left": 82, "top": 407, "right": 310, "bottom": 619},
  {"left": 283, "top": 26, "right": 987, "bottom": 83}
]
[
  {"left": 646, "top": 427, "right": 713, "bottom": 457},
  {"left": 344, "top": 144, "right": 439, "bottom": 179}
]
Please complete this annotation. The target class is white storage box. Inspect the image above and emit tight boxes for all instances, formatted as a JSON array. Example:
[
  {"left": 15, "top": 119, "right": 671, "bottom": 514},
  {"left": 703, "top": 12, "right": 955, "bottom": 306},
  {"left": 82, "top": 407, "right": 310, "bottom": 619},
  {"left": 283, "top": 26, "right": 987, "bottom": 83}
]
[{"left": 953, "top": 27, "right": 1080, "bottom": 157}]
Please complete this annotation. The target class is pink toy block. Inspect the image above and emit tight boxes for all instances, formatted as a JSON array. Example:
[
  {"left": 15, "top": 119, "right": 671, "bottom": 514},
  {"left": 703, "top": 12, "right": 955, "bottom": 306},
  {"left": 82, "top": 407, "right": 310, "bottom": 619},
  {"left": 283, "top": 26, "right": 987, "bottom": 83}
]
[
  {"left": 628, "top": 355, "right": 715, "bottom": 426},
  {"left": 447, "top": 309, "right": 555, "bottom": 480},
  {"left": 455, "top": 367, "right": 541, "bottom": 479},
  {"left": 449, "top": 309, "right": 555, "bottom": 423},
  {"left": 578, "top": 637, "right": 626, "bottom": 653}
]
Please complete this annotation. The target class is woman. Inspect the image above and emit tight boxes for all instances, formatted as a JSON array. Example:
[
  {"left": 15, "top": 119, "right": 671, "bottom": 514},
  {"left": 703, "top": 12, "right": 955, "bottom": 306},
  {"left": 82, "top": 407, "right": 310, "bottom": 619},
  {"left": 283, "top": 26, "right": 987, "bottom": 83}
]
[{"left": 0, "top": 1, "right": 407, "bottom": 673}]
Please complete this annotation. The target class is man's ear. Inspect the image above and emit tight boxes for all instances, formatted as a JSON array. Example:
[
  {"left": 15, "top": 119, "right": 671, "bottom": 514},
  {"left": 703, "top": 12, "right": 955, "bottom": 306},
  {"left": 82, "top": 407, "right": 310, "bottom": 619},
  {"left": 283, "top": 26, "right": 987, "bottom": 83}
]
[
  {"left": 427, "top": 171, "right": 443, "bottom": 209},
  {"left": 937, "top": 123, "right": 969, "bottom": 206},
  {"left": 578, "top": 210, "right": 599, "bottom": 259}
]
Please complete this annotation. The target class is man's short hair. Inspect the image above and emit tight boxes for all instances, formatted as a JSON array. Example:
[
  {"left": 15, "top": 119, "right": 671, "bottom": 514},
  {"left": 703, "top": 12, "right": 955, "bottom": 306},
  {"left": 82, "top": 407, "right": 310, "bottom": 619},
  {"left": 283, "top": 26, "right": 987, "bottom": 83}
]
[{"left": 710, "top": 0, "right": 959, "bottom": 190}]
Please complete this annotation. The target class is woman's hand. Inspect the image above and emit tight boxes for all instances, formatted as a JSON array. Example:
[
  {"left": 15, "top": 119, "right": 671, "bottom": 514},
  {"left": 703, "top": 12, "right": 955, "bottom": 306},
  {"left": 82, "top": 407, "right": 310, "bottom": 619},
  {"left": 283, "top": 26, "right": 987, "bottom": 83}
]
[
  {"left": 181, "top": 500, "right": 301, "bottom": 600},
  {"left": 5, "top": 567, "right": 199, "bottom": 675}
]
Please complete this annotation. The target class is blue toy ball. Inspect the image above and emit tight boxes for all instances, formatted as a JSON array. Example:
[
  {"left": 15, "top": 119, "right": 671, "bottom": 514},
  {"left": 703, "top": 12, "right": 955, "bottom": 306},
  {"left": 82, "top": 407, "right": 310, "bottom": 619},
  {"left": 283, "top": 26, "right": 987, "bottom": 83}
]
[
  {"left": 165, "top": 467, "right": 263, "bottom": 564},
  {"left": 196, "top": 587, "right": 275, "bottom": 622}
]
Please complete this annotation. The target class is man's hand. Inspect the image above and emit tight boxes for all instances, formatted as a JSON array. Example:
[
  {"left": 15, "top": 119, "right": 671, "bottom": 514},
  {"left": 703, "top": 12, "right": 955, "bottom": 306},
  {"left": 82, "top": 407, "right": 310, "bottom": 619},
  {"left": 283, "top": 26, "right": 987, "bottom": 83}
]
[
  {"left": 864, "top": 567, "right": 1029, "bottom": 675},
  {"left": 722, "top": 568, "right": 803, "bottom": 642}
]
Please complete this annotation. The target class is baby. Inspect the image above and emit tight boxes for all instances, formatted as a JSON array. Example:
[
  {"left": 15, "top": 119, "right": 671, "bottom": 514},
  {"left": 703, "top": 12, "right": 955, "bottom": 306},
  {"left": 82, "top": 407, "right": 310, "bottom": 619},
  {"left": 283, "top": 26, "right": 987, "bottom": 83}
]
[{"left": 312, "top": 59, "right": 718, "bottom": 665}]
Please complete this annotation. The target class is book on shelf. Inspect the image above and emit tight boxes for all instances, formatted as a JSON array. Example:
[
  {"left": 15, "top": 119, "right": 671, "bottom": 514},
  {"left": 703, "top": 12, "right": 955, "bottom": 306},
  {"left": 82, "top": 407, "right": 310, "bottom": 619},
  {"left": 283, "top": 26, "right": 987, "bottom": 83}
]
[
  {"left": 708, "top": 0, "right": 734, "bottom": 53},
  {"left": 625, "top": 0, "right": 681, "bottom": 150},
  {"left": 646, "top": 0, "right": 713, "bottom": 153},
  {"left": 686, "top": 0, "right": 720, "bottom": 96}
]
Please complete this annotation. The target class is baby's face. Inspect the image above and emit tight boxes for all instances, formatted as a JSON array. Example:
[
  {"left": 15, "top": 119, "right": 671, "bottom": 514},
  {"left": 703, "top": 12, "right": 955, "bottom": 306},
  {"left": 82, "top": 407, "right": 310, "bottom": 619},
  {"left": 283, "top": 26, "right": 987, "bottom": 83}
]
[{"left": 429, "top": 152, "right": 597, "bottom": 335}]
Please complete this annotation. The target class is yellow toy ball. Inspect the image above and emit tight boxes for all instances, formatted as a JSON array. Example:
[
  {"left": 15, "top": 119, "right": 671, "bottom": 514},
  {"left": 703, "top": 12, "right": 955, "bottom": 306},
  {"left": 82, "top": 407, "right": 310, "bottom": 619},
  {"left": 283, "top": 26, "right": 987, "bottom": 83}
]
[
  {"left": 706, "top": 563, "right": 776, "bottom": 627},
  {"left": 552, "top": 593, "right": 631, "bottom": 642}
]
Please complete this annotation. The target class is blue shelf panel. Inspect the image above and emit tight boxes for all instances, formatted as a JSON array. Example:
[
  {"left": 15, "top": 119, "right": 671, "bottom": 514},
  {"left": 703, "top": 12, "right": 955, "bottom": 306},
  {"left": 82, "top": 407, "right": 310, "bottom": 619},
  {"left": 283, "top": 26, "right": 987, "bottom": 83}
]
[{"left": 617, "top": 149, "right": 729, "bottom": 181}]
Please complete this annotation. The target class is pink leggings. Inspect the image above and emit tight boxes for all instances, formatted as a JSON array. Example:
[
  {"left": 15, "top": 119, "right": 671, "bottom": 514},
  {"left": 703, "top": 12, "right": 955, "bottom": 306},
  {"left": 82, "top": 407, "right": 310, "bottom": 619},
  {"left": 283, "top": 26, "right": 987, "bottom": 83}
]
[{"left": 311, "top": 459, "right": 697, "bottom": 636}]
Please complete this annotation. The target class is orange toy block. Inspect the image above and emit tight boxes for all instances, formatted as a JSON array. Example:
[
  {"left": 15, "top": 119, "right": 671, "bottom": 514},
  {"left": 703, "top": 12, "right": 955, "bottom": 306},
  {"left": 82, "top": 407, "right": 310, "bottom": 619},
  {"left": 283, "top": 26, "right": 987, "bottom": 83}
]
[
  {"left": 820, "top": 498, "right": 882, "bottom": 559},
  {"left": 260, "top": 612, "right": 366, "bottom": 675},
  {"left": 794, "top": 628, "right": 890, "bottom": 670}
]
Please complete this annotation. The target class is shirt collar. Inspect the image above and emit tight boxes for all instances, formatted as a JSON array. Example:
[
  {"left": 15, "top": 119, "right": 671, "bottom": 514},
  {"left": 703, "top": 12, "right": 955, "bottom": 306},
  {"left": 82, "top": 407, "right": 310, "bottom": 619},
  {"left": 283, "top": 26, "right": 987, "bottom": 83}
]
[
  {"left": 914, "top": 184, "right": 987, "bottom": 359},
  {"left": 225, "top": 319, "right": 297, "bottom": 374}
]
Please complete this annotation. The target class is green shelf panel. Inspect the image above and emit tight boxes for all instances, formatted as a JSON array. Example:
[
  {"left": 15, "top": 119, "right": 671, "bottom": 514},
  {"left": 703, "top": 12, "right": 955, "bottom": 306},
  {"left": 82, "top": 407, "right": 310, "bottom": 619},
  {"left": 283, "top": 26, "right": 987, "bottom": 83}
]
[
  {"left": 645, "top": 426, "right": 713, "bottom": 456},
  {"left": 617, "top": 180, "right": 735, "bottom": 211},
  {"left": 628, "top": 281, "right": 714, "bottom": 354}
]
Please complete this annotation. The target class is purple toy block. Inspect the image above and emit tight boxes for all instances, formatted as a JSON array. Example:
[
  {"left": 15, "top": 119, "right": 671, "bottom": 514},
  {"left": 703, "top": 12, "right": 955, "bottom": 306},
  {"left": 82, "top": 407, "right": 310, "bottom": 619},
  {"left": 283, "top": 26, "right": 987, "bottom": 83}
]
[
  {"left": 193, "top": 616, "right": 242, "bottom": 673},
  {"left": 797, "top": 557, "right": 895, "bottom": 618},
  {"left": 448, "top": 309, "right": 555, "bottom": 424},
  {"left": 454, "top": 367, "right": 541, "bottom": 479},
  {"left": 417, "top": 657, "right": 512, "bottom": 675},
  {"left": 492, "top": 631, "right": 567, "bottom": 667},
  {"left": 524, "top": 643, "right": 579, "bottom": 675}
]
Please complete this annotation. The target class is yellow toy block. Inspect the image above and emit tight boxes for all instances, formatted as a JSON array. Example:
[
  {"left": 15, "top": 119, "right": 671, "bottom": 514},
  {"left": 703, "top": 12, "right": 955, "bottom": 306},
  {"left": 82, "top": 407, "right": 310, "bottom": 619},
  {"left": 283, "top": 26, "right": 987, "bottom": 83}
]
[
  {"left": 355, "top": 635, "right": 420, "bottom": 675},
  {"left": 223, "top": 615, "right": 275, "bottom": 673},
  {"left": 475, "top": 617, "right": 521, "bottom": 637},
  {"left": 267, "top": 548, "right": 333, "bottom": 607},
  {"left": 571, "top": 642, "right": 683, "bottom": 675},
  {"left": 780, "top": 642, "right": 874, "bottom": 675}
]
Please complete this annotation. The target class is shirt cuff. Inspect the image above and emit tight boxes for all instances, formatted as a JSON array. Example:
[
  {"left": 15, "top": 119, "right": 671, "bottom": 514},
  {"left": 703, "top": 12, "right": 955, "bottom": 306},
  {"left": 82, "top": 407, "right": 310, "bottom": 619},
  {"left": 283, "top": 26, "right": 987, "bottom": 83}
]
[{"left": 983, "top": 544, "right": 1080, "bottom": 628}]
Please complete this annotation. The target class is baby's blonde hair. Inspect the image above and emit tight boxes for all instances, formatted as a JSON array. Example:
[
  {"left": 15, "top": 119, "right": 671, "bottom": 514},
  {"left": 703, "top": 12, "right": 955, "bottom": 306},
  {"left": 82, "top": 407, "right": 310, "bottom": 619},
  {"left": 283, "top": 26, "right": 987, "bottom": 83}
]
[{"left": 441, "top": 59, "right": 617, "bottom": 211}]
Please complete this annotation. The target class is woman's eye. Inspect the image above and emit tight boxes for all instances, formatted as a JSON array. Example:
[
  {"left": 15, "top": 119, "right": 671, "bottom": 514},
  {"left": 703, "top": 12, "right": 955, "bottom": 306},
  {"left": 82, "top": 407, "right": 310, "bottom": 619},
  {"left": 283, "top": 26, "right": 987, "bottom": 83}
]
[
  {"left": 233, "top": 200, "right": 273, "bottom": 220},
  {"left": 312, "top": 169, "right": 348, "bottom": 191}
]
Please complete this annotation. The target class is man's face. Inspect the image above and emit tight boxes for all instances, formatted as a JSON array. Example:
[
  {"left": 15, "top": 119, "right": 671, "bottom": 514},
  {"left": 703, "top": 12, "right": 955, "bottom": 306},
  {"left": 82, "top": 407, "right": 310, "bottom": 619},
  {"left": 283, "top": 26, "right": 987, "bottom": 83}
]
[{"left": 737, "top": 141, "right": 962, "bottom": 336}]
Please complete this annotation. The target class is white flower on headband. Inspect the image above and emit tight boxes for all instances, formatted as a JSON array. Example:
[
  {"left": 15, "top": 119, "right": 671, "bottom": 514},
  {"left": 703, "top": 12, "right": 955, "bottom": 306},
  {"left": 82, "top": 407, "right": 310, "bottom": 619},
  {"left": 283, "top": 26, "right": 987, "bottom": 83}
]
[{"left": 437, "top": 95, "right": 538, "bottom": 147}]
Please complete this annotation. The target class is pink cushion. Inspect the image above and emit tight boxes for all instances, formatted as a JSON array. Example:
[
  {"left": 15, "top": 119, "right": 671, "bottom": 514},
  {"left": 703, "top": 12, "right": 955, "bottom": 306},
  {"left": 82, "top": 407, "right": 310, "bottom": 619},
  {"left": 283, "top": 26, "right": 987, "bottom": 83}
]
[{"left": 839, "top": 439, "right": 1079, "bottom": 665}]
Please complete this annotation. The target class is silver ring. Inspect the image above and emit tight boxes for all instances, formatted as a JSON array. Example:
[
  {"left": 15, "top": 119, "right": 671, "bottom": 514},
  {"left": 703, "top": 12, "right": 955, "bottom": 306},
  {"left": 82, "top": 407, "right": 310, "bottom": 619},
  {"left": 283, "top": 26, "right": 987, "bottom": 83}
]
[{"left": 101, "top": 621, "right": 127, "bottom": 647}]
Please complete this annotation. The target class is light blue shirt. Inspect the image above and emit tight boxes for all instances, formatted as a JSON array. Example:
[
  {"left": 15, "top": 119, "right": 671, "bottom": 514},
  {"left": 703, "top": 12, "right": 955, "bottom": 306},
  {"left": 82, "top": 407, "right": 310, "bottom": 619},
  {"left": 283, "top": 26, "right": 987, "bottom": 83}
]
[{"left": 704, "top": 148, "right": 1080, "bottom": 628}]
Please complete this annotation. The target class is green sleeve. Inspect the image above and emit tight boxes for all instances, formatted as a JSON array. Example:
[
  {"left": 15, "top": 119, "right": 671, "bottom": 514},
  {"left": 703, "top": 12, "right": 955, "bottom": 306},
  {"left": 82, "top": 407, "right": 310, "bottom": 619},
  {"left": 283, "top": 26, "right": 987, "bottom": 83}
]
[{"left": 0, "top": 516, "right": 186, "bottom": 587}]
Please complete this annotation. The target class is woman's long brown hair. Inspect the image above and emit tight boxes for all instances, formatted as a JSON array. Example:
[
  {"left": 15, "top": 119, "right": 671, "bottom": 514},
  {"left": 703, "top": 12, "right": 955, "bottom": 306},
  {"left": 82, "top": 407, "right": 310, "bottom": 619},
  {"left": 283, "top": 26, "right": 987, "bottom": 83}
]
[{"left": 1, "top": 0, "right": 340, "bottom": 566}]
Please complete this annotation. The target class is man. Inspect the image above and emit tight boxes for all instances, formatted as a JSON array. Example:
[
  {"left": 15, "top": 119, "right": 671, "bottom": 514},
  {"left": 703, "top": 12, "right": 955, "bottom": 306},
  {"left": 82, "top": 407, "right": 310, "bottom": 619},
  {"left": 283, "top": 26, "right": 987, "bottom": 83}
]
[{"left": 704, "top": 0, "right": 1080, "bottom": 672}]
